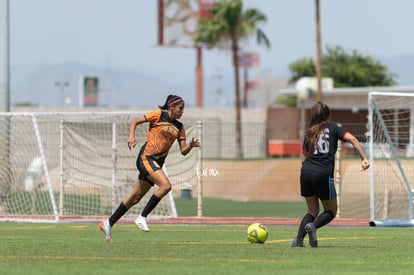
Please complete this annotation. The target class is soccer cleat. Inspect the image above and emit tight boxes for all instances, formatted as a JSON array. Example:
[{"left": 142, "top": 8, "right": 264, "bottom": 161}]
[
  {"left": 305, "top": 222, "right": 318, "bottom": 247},
  {"left": 291, "top": 238, "right": 305, "bottom": 247},
  {"left": 99, "top": 219, "right": 113, "bottom": 242},
  {"left": 134, "top": 215, "right": 150, "bottom": 232}
]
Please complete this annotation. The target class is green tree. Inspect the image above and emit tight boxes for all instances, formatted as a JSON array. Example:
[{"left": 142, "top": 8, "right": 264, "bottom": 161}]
[
  {"left": 195, "top": 0, "right": 270, "bottom": 158},
  {"left": 288, "top": 45, "right": 397, "bottom": 87}
]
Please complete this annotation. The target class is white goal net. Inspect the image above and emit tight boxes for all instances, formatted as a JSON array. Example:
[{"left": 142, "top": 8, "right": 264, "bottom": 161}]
[
  {"left": 0, "top": 112, "right": 201, "bottom": 223},
  {"left": 368, "top": 92, "right": 414, "bottom": 227}
]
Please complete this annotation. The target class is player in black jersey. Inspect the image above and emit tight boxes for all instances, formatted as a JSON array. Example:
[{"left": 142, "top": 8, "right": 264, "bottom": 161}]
[{"left": 291, "top": 102, "right": 370, "bottom": 247}]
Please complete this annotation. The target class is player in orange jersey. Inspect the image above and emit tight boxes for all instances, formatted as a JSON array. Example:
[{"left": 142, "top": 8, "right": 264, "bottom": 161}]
[{"left": 99, "top": 94, "right": 200, "bottom": 241}]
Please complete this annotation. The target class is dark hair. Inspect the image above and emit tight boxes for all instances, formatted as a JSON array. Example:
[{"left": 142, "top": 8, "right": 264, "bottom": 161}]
[
  {"left": 304, "top": 101, "right": 330, "bottom": 158},
  {"left": 158, "top": 94, "right": 184, "bottom": 110}
]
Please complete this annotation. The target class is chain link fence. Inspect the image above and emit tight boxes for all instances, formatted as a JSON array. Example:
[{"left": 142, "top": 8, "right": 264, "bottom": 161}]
[{"left": 189, "top": 121, "right": 370, "bottom": 219}]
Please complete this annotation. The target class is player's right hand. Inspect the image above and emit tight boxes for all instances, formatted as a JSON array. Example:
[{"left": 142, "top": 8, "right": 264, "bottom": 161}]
[{"left": 128, "top": 138, "right": 137, "bottom": 150}]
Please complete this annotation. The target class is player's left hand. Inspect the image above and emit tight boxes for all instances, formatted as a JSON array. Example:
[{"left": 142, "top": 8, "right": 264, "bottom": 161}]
[
  {"left": 190, "top": 137, "right": 201, "bottom": 148},
  {"left": 361, "top": 159, "right": 370, "bottom": 171}
]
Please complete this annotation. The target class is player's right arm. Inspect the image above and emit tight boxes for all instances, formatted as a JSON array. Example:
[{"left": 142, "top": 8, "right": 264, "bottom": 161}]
[{"left": 128, "top": 115, "right": 147, "bottom": 150}]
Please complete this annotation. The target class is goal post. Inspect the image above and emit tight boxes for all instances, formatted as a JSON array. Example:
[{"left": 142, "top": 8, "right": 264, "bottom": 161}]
[
  {"left": 368, "top": 92, "right": 414, "bottom": 227},
  {"left": 0, "top": 112, "right": 201, "bottom": 223}
]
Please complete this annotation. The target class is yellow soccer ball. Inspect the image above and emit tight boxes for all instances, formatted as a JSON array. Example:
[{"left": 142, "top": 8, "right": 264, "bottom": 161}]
[{"left": 247, "top": 223, "right": 268, "bottom": 244}]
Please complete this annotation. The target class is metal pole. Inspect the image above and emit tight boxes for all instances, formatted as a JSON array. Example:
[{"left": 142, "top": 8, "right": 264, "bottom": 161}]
[
  {"left": 196, "top": 120, "right": 203, "bottom": 217},
  {"left": 112, "top": 119, "right": 117, "bottom": 211},
  {"left": 32, "top": 115, "right": 59, "bottom": 221},
  {"left": 0, "top": 0, "right": 11, "bottom": 213},
  {"left": 59, "top": 120, "right": 64, "bottom": 216},
  {"left": 196, "top": 47, "right": 203, "bottom": 107},
  {"left": 0, "top": 0, "right": 10, "bottom": 112},
  {"left": 315, "top": 0, "right": 323, "bottom": 102},
  {"left": 55, "top": 81, "right": 70, "bottom": 107},
  {"left": 335, "top": 123, "right": 342, "bottom": 218},
  {"left": 300, "top": 101, "right": 305, "bottom": 142},
  {"left": 243, "top": 68, "right": 248, "bottom": 108}
]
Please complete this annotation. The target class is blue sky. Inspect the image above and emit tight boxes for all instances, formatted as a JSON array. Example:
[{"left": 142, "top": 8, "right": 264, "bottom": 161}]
[{"left": 9, "top": 0, "right": 414, "bottom": 92}]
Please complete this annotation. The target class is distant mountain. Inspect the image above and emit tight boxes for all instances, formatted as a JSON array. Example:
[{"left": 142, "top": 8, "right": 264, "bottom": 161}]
[
  {"left": 10, "top": 54, "right": 414, "bottom": 109},
  {"left": 11, "top": 62, "right": 195, "bottom": 108}
]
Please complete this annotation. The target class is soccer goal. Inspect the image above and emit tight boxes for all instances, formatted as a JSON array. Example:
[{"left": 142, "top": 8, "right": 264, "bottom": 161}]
[
  {"left": 368, "top": 92, "right": 414, "bottom": 227},
  {"left": 0, "top": 112, "right": 201, "bottom": 223}
]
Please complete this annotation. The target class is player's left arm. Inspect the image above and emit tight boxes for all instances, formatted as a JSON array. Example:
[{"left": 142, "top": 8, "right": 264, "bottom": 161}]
[
  {"left": 343, "top": 132, "right": 370, "bottom": 171},
  {"left": 176, "top": 124, "right": 200, "bottom": 156},
  {"left": 179, "top": 137, "right": 201, "bottom": 156}
]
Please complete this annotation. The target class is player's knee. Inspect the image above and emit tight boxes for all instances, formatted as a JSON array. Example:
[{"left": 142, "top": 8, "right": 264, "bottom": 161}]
[
  {"left": 308, "top": 210, "right": 319, "bottom": 218},
  {"left": 163, "top": 184, "right": 172, "bottom": 194},
  {"left": 156, "top": 181, "right": 171, "bottom": 195},
  {"left": 329, "top": 206, "right": 338, "bottom": 216},
  {"left": 307, "top": 205, "right": 320, "bottom": 218},
  {"left": 130, "top": 194, "right": 143, "bottom": 205},
  {"left": 325, "top": 210, "right": 336, "bottom": 221}
]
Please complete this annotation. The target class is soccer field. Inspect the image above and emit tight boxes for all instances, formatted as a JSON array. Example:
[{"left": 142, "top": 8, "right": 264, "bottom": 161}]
[{"left": 1, "top": 223, "right": 414, "bottom": 274}]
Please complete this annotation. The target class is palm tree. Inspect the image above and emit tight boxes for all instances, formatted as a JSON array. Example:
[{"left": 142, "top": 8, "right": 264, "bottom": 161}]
[{"left": 195, "top": 0, "right": 270, "bottom": 158}]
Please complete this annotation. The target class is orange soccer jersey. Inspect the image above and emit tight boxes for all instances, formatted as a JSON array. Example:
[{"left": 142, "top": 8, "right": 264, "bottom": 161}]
[{"left": 141, "top": 109, "right": 186, "bottom": 162}]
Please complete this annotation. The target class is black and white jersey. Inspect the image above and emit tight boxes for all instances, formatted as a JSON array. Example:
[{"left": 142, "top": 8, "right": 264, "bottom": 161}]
[{"left": 301, "top": 122, "right": 347, "bottom": 176}]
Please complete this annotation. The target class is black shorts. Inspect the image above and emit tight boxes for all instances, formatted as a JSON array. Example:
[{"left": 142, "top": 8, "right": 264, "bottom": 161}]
[
  {"left": 136, "top": 155, "right": 163, "bottom": 186},
  {"left": 300, "top": 170, "right": 336, "bottom": 200}
]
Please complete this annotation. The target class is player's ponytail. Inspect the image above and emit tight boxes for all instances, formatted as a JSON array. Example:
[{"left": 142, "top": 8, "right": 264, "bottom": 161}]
[
  {"left": 304, "top": 102, "right": 330, "bottom": 158},
  {"left": 159, "top": 94, "right": 183, "bottom": 110}
]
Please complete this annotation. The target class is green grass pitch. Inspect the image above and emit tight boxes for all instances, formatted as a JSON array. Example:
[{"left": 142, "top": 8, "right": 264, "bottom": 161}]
[{"left": 1, "top": 223, "right": 414, "bottom": 274}]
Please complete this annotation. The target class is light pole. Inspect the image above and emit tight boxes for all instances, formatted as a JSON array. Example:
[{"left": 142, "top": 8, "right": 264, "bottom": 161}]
[
  {"left": 54, "top": 81, "right": 70, "bottom": 107},
  {"left": 0, "top": 0, "right": 10, "bottom": 112},
  {"left": 315, "top": 0, "right": 323, "bottom": 102},
  {"left": 297, "top": 89, "right": 309, "bottom": 142}
]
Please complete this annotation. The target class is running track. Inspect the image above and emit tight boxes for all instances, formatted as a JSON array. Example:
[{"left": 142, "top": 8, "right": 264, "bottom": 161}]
[{"left": 148, "top": 217, "right": 369, "bottom": 227}]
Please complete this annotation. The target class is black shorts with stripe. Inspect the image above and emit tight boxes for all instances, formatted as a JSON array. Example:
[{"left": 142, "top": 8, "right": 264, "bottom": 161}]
[
  {"left": 136, "top": 154, "right": 164, "bottom": 186},
  {"left": 300, "top": 170, "right": 336, "bottom": 200}
]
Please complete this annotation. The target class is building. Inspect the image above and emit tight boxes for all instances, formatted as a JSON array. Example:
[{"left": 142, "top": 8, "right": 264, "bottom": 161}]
[{"left": 266, "top": 85, "right": 414, "bottom": 156}]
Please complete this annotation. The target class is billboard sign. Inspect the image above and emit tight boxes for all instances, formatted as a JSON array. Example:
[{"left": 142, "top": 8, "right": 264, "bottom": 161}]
[
  {"left": 80, "top": 76, "right": 99, "bottom": 107},
  {"left": 158, "top": 0, "right": 220, "bottom": 47},
  {"left": 238, "top": 52, "right": 260, "bottom": 68}
]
